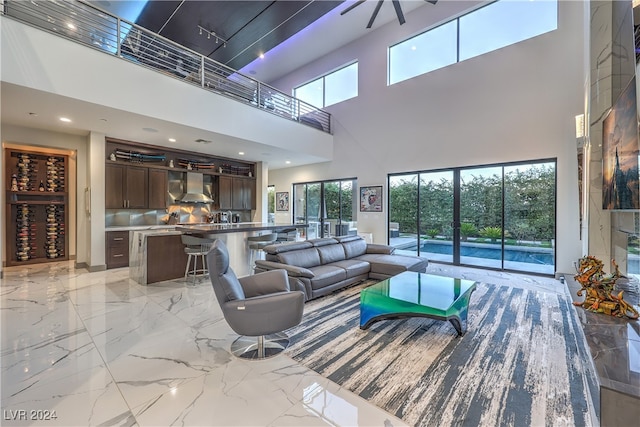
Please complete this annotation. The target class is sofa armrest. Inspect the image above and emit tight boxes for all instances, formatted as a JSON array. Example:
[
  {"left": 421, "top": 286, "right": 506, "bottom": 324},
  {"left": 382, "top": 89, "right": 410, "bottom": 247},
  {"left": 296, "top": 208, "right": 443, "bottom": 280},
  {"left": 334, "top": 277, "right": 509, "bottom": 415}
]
[
  {"left": 254, "top": 260, "right": 315, "bottom": 278},
  {"left": 366, "top": 244, "right": 395, "bottom": 255}
]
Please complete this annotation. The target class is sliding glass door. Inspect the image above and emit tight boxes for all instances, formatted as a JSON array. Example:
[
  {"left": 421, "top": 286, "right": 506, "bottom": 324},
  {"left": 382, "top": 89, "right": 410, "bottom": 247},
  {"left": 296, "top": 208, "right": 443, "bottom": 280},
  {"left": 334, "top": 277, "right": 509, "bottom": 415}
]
[
  {"left": 388, "top": 160, "right": 555, "bottom": 275},
  {"left": 503, "top": 163, "right": 556, "bottom": 273},
  {"left": 294, "top": 178, "right": 357, "bottom": 239},
  {"left": 459, "top": 167, "right": 503, "bottom": 269}
]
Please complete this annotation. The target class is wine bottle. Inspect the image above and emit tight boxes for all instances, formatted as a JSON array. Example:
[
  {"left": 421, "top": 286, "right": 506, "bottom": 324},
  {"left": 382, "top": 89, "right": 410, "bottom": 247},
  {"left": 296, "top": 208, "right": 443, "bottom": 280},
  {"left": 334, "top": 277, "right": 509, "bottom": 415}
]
[{"left": 39, "top": 180, "right": 45, "bottom": 191}]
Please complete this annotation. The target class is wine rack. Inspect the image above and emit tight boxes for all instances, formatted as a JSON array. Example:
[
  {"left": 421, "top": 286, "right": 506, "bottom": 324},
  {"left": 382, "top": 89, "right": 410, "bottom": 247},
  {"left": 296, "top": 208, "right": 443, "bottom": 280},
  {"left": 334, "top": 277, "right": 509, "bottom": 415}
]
[
  {"left": 5, "top": 148, "right": 69, "bottom": 266},
  {"left": 45, "top": 204, "right": 65, "bottom": 259},
  {"left": 16, "top": 204, "right": 36, "bottom": 261}
]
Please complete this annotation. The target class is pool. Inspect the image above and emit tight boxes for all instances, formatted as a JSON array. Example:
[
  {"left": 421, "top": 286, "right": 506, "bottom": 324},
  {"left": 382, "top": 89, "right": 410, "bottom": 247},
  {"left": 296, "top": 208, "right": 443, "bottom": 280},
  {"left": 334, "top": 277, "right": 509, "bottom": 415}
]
[{"left": 406, "top": 241, "right": 554, "bottom": 266}]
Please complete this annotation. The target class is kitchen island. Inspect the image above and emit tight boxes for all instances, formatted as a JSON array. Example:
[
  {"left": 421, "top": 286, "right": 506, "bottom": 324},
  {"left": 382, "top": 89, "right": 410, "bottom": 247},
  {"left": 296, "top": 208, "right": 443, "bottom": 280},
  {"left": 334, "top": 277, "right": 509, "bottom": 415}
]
[
  {"left": 177, "top": 223, "right": 307, "bottom": 278},
  {"left": 130, "top": 223, "right": 306, "bottom": 284}
]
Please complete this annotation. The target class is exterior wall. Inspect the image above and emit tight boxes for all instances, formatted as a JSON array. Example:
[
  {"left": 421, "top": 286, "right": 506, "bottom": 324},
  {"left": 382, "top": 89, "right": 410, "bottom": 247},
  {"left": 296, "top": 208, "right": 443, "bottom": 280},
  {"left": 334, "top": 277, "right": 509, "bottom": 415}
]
[{"left": 269, "top": 0, "right": 586, "bottom": 275}]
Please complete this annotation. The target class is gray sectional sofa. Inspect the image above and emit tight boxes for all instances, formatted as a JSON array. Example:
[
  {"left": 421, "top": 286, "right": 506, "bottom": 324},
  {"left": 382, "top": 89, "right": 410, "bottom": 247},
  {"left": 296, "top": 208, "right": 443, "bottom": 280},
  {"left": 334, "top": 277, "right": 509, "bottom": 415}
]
[{"left": 254, "top": 235, "right": 428, "bottom": 301}]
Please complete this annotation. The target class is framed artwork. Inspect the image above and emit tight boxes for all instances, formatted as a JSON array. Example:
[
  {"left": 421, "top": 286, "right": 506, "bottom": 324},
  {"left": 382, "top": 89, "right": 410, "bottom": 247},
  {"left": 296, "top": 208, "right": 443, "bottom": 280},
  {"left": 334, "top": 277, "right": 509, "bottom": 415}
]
[
  {"left": 360, "top": 185, "right": 383, "bottom": 212},
  {"left": 276, "top": 192, "right": 289, "bottom": 211},
  {"left": 602, "top": 76, "right": 640, "bottom": 210}
]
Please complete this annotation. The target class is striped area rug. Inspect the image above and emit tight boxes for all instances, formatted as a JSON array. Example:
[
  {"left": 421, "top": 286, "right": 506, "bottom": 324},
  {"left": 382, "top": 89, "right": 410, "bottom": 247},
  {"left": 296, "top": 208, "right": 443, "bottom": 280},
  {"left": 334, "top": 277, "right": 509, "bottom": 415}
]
[{"left": 285, "top": 281, "right": 598, "bottom": 427}]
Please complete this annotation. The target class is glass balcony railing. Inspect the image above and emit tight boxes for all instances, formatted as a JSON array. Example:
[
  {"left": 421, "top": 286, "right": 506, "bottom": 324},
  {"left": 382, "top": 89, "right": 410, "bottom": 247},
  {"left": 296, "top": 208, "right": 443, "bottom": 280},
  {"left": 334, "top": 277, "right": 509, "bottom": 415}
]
[{"left": 2, "top": 0, "right": 332, "bottom": 133}]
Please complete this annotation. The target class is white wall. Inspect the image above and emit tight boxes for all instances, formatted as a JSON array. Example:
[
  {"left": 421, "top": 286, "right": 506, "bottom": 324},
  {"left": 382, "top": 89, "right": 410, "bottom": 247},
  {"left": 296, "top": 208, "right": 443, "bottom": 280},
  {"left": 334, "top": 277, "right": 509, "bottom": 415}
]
[{"left": 268, "top": 0, "right": 585, "bottom": 274}]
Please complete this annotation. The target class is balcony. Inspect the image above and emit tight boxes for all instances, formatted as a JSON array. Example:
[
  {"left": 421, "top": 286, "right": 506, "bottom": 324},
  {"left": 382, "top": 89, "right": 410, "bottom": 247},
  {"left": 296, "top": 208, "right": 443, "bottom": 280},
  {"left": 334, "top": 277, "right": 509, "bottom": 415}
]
[{"left": 1, "top": 0, "right": 331, "bottom": 134}]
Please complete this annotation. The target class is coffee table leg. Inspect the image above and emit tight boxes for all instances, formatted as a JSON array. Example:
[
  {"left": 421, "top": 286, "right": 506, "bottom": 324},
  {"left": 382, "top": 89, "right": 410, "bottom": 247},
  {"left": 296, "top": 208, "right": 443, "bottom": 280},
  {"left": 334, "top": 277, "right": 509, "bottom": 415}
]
[
  {"left": 449, "top": 317, "right": 463, "bottom": 336},
  {"left": 449, "top": 304, "right": 470, "bottom": 336}
]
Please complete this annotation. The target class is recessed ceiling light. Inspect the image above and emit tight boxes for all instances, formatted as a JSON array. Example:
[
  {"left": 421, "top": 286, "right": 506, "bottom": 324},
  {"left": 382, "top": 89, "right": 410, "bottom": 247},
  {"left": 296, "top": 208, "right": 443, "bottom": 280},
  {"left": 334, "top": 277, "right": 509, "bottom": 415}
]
[
  {"left": 285, "top": 160, "right": 291, "bottom": 164},
  {"left": 249, "top": 70, "right": 257, "bottom": 75},
  {"left": 238, "top": 151, "right": 245, "bottom": 155},
  {"left": 411, "top": 45, "right": 417, "bottom": 51},
  {"left": 259, "top": 53, "right": 265, "bottom": 59},
  {"left": 28, "top": 112, "right": 38, "bottom": 117},
  {"left": 59, "top": 117, "right": 71, "bottom": 123},
  {"left": 66, "top": 23, "right": 76, "bottom": 30},
  {"left": 168, "top": 138, "right": 176, "bottom": 142}
]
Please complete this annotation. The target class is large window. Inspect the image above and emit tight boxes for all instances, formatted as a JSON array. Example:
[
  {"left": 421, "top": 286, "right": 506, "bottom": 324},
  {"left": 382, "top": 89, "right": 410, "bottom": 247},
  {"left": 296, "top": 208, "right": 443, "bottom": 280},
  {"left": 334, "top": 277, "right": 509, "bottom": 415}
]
[
  {"left": 294, "top": 62, "right": 358, "bottom": 108},
  {"left": 388, "top": 160, "right": 556, "bottom": 275},
  {"left": 459, "top": 0, "right": 558, "bottom": 61},
  {"left": 389, "top": 21, "right": 458, "bottom": 85},
  {"left": 389, "top": 0, "right": 557, "bottom": 85}
]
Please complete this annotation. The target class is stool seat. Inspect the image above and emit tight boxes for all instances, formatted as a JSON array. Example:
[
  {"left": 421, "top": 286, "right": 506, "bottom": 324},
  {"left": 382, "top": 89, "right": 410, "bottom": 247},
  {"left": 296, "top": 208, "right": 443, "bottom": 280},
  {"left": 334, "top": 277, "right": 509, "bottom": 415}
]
[
  {"left": 247, "top": 233, "right": 277, "bottom": 274},
  {"left": 181, "top": 234, "right": 215, "bottom": 284}
]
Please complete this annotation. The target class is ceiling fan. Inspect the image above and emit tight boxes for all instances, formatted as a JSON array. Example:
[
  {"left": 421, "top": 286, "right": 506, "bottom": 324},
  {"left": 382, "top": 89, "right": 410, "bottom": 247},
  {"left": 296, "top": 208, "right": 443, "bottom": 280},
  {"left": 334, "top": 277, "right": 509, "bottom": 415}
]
[{"left": 341, "top": 0, "right": 439, "bottom": 29}]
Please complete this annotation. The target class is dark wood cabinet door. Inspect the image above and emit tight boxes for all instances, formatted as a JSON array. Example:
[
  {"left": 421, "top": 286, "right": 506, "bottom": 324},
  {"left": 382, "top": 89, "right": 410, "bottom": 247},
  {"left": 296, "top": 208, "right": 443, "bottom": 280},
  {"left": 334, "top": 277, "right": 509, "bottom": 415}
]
[
  {"left": 105, "top": 163, "right": 125, "bottom": 208},
  {"left": 218, "top": 175, "right": 233, "bottom": 210},
  {"left": 232, "top": 178, "right": 245, "bottom": 210},
  {"left": 232, "top": 178, "right": 256, "bottom": 210},
  {"left": 148, "top": 169, "right": 167, "bottom": 209},
  {"left": 246, "top": 179, "right": 256, "bottom": 210},
  {"left": 126, "top": 166, "right": 148, "bottom": 208}
]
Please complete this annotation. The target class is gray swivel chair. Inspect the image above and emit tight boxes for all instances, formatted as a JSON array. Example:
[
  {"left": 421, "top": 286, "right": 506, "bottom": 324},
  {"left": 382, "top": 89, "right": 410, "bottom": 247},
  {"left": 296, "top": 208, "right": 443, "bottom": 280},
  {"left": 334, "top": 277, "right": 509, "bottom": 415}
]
[{"left": 207, "top": 239, "right": 305, "bottom": 359}]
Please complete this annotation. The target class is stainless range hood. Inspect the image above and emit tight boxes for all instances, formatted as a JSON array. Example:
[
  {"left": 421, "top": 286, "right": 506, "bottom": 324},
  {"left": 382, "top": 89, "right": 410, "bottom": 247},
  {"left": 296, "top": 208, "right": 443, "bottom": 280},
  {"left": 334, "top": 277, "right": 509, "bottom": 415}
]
[{"left": 177, "top": 172, "right": 214, "bottom": 204}]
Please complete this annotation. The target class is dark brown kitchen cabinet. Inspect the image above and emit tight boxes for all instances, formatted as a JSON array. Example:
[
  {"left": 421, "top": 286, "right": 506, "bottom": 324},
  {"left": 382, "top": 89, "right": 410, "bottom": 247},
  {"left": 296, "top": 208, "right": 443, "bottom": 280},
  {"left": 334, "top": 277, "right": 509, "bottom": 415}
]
[
  {"left": 148, "top": 168, "right": 168, "bottom": 209},
  {"left": 105, "top": 163, "right": 148, "bottom": 208},
  {"left": 217, "top": 176, "right": 255, "bottom": 211},
  {"left": 232, "top": 177, "right": 256, "bottom": 210},
  {"left": 106, "top": 231, "right": 129, "bottom": 269},
  {"left": 218, "top": 175, "right": 233, "bottom": 210}
]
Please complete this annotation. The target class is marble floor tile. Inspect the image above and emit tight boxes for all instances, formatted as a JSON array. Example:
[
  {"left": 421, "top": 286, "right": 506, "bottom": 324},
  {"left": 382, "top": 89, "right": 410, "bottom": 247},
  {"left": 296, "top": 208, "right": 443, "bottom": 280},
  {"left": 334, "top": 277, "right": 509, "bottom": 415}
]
[{"left": 0, "top": 260, "right": 575, "bottom": 426}]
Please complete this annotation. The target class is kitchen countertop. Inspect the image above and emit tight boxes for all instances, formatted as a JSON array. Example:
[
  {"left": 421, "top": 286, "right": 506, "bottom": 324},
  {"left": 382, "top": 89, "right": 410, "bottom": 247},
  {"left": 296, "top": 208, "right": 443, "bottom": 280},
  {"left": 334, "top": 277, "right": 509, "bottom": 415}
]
[
  {"left": 176, "top": 222, "right": 307, "bottom": 234},
  {"left": 106, "top": 225, "right": 177, "bottom": 232}
]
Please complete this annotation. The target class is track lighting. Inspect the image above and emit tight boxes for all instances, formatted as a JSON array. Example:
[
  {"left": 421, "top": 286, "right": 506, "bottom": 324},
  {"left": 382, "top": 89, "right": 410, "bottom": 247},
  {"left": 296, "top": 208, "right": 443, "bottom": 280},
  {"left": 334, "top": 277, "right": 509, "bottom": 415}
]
[{"left": 197, "top": 25, "right": 227, "bottom": 47}]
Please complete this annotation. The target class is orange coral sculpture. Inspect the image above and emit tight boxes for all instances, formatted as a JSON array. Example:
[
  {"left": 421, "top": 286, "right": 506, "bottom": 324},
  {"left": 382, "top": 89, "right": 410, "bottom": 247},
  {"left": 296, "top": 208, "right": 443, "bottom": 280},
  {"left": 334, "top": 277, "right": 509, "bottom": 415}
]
[{"left": 573, "top": 256, "right": 638, "bottom": 320}]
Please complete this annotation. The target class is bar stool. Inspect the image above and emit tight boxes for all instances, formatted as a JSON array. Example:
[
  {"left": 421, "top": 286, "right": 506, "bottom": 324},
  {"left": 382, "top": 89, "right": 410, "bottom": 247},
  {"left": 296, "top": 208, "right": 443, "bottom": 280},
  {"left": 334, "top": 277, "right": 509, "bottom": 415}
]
[
  {"left": 181, "top": 234, "right": 215, "bottom": 284},
  {"left": 247, "top": 233, "right": 277, "bottom": 274},
  {"left": 276, "top": 228, "right": 297, "bottom": 243}
]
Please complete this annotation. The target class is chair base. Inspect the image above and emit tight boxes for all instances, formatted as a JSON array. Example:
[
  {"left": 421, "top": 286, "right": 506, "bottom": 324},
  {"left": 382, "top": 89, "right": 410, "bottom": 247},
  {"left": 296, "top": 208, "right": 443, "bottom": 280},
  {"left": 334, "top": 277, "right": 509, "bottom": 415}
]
[{"left": 230, "top": 332, "right": 290, "bottom": 360}]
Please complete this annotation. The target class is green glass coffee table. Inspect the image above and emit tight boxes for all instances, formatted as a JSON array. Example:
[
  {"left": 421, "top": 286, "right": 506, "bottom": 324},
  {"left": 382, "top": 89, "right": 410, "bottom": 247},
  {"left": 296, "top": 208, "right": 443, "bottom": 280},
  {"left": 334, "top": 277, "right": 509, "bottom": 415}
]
[{"left": 359, "top": 271, "right": 477, "bottom": 336}]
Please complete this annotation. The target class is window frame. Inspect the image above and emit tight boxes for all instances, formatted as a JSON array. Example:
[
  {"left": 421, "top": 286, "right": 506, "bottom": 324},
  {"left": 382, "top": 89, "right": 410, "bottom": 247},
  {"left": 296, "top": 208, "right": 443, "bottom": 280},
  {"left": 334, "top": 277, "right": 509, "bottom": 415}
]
[
  {"left": 294, "top": 61, "right": 359, "bottom": 108},
  {"left": 388, "top": 0, "right": 558, "bottom": 85}
]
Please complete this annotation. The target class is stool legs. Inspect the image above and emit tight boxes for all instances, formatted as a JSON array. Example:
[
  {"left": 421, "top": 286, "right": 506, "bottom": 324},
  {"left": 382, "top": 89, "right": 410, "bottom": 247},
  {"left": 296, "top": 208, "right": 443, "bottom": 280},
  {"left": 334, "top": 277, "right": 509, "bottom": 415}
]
[{"left": 184, "top": 253, "right": 208, "bottom": 284}]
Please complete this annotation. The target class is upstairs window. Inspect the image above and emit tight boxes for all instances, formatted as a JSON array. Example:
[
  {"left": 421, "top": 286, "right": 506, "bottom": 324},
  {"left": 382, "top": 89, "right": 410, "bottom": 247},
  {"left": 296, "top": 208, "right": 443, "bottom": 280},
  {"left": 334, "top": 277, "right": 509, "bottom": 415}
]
[
  {"left": 459, "top": 0, "right": 558, "bottom": 61},
  {"left": 389, "top": 21, "right": 458, "bottom": 85},
  {"left": 294, "top": 62, "right": 358, "bottom": 108},
  {"left": 388, "top": 0, "right": 558, "bottom": 85}
]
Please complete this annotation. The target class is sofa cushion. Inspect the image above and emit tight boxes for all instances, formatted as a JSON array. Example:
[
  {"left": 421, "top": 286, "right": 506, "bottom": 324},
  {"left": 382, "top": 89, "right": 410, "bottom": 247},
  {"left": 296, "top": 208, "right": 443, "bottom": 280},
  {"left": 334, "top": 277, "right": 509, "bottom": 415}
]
[
  {"left": 264, "top": 241, "right": 313, "bottom": 255},
  {"left": 342, "top": 238, "right": 367, "bottom": 258},
  {"left": 308, "top": 238, "right": 339, "bottom": 247},
  {"left": 317, "top": 244, "right": 346, "bottom": 264},
  {"left": 308, "top": 265, "right": 347, "bottom": 290},
  {"left": 331, "top": 259, "right": 371, "bottom": 278},
  {"left": 277, "top": 247, "right": 321, "bottom": 269},
  {"left": 356, "top": 254, "right": 428, "bottom": 276}
]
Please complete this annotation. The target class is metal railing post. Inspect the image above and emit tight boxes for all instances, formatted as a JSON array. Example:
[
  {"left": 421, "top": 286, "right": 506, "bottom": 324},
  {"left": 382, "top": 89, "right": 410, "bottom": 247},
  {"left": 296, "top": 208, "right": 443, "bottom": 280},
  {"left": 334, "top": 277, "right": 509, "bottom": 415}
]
[
  {"left": 201, "top": 56, "right": 205, "bottom": 88},
  {"left": 116, "top": 17, "right": 121, "bottom": 57}
]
